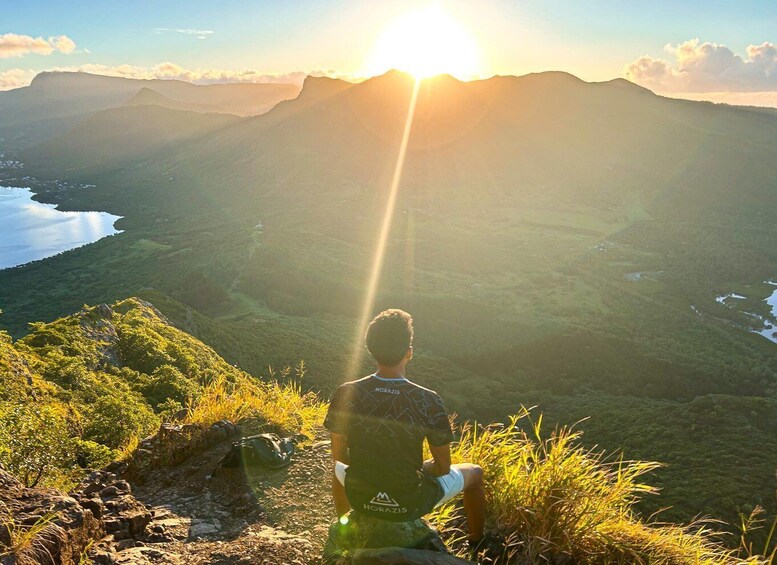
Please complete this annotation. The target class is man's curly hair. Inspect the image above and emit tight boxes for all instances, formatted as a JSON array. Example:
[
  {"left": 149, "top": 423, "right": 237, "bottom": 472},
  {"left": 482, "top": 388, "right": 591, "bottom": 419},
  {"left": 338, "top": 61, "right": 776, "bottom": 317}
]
[{"left": 365, "top": 309, "right": 414, "bottom": 366}]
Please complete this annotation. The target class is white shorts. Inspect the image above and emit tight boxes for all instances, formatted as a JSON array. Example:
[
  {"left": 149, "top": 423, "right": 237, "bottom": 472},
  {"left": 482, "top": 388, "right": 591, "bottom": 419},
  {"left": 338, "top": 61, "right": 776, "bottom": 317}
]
[{"left": 334, "top": 461, "right": 465, "bottom": 508}]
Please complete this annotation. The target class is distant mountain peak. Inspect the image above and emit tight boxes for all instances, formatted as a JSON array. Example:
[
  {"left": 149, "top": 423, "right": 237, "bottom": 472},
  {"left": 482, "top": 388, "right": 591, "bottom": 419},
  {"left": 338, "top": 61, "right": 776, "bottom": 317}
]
[
  {"left": 126, "top": 87, "right": 172, "bottom": 106},
  {"left": 292, "top": 74, "right": 354, "bottom": 104},
  {"left": 598, "top": 77, "right": 654, "bottom": 94}
]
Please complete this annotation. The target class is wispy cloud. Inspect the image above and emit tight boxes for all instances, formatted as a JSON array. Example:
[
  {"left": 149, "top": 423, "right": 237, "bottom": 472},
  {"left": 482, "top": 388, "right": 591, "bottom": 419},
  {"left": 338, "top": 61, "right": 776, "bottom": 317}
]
[
  {"left": 624, "top": 39, "right": 777, "bottom": 93},
  {"left": 0, "top": 33, "right": 77, "bottom": 58},
  {"left": 154, "top": 28, "right": 214, "bottom": 40},
  {"left": 0, "top": 61, "right": 329, "bottom": 91},
  {"left": 72, "top": 61, "right": 306, "bottom": 84},
  {"left": 663, "top": 90, "right": 777, "bottom": 108}
]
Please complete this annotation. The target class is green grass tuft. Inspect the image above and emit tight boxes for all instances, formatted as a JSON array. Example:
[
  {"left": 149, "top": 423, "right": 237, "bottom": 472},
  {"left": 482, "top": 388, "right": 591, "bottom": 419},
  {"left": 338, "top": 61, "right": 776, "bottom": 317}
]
[{"left": 430, "top": 409, "right": 773, "bottom": 564}]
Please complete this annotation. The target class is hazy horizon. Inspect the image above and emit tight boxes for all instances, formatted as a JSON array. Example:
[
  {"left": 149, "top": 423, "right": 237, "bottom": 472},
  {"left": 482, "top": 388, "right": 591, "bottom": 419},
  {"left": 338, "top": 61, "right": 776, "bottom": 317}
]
[{"left": 3, "top": 0, "right": 777, "bottom": 108}]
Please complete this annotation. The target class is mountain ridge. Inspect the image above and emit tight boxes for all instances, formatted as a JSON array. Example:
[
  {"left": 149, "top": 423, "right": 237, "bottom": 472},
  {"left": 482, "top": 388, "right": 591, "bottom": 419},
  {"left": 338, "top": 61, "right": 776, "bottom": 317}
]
[{"left": 3, "top": 66, "right": 777, "bottom": 541}]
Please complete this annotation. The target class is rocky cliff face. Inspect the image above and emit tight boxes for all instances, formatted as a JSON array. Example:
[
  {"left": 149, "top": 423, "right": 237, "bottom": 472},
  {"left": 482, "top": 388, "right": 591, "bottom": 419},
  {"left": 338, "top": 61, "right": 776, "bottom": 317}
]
[
  {"left": 1, "top": 418, "right": 473, "bottom": 565},
  {"left": 0, "top": 465, "right": 103, "bottom": 565},
  {"left": 0, "top": 420, "right": 240, "bottom": 565}
]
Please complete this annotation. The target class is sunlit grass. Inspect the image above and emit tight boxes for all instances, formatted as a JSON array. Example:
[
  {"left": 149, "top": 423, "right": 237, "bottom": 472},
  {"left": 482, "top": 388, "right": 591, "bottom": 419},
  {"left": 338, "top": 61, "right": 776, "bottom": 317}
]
[
  {"left": 114, "top": 364, "right": 326, "bottom": 468},
  {"left": 429, "top": 408, "right": 770, "bottom": 564},
  {"left": 116, "top": 434, "right": 140, "bottom": 462},
  {"left": 0, "top": 502, "right": 58, "bottom": 563},
  {"left": 739, "top": 509, "right": 777, "bottom": 564},
  {"left": 183, "top": 370, "right": 325, "bottom": 441}
]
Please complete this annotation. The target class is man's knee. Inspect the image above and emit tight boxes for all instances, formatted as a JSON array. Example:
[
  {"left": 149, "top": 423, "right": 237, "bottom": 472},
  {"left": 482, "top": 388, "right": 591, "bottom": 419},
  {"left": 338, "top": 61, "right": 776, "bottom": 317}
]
[{"left": 454, "top": 463, "right": 483, "bottom": 490}]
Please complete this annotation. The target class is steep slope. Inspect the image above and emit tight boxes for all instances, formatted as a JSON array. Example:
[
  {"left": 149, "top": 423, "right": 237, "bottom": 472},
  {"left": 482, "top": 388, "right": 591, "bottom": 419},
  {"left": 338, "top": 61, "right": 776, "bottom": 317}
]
[{"left": 0, "top": 298, "right": 324, "bottom": 487}]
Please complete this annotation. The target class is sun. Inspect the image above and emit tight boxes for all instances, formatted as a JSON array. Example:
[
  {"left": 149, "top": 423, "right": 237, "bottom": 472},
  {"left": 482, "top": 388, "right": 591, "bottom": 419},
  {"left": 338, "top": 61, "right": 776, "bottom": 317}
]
[{"left": 365, "top": 5, "right": 480, "bottom": 80}]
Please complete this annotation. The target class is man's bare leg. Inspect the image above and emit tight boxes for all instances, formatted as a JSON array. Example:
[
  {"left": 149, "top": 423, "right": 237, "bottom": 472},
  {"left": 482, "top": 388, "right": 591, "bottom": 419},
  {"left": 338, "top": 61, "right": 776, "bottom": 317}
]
[{"left": 452, "top": 463, "right": 485, "bottom": 541}]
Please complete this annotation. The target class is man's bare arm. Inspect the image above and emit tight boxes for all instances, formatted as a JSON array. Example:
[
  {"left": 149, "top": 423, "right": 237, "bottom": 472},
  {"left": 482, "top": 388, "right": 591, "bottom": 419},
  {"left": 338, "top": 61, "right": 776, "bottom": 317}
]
[
  {"left": 423, "top": 443, "right": 452, "bottom": 477},
  {"left": 331, "top": 432, "right": 350, "bottom": 465},
  {"left": 330, "top": 432, "right": 351, "bottom": 516}
]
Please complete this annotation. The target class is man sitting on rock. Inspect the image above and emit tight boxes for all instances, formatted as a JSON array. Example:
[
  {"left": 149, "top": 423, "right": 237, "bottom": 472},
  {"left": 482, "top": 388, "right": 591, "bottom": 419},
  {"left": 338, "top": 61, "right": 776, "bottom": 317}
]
[{"left": 325, "top": 309, "right": 487, "bottom": 549}]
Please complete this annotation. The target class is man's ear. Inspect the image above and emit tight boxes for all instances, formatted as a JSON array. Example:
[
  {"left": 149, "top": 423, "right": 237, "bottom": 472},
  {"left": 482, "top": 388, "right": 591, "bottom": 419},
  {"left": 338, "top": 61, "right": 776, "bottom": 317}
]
[{"left": 407, "top": 346, "right": 413, "bottom": 361}]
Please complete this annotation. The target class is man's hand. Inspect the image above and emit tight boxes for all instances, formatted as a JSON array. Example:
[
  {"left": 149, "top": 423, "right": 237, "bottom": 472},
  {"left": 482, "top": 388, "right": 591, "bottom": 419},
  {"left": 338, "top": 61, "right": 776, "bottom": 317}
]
[{"left": 425, "top": 443, "right": 452, "bottom": 477}]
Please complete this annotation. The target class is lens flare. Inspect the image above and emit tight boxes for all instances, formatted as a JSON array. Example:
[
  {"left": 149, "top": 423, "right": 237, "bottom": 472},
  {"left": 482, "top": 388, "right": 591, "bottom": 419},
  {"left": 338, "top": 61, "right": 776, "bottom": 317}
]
[{"left": 345, "top": 79, "right": 421, "bottom": 382}]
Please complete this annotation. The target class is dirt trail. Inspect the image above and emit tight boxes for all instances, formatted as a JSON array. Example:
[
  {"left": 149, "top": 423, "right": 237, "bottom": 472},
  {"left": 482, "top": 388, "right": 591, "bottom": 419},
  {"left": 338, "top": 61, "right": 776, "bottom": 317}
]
[{"left": 99, "top": 436, "right": 336, "bottom": 564}]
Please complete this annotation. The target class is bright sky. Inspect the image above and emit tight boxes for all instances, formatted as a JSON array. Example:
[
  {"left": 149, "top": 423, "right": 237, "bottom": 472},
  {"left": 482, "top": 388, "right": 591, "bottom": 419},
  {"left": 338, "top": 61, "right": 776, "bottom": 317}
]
[{"left": 3, "top": 0, "right": 777, "bottom": 104}]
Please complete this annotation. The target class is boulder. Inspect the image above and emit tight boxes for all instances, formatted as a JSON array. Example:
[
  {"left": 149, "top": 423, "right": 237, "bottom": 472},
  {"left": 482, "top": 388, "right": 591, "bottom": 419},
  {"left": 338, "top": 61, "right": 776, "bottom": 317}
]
[{"left": 0, "top": 466, "right": 103, "bottom": 565}]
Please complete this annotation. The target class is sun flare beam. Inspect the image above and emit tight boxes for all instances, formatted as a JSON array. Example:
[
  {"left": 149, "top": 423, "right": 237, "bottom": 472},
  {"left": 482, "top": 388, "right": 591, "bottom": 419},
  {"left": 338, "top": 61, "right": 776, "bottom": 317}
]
[{"left": 346, "top": 79, "right": 422, "bottom": 381}]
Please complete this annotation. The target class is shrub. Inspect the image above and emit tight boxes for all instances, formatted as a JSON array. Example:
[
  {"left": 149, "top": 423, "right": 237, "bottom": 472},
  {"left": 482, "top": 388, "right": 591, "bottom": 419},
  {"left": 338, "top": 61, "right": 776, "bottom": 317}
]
[
  {"left": 142, "top": 364, "right": 199, "bottom": 408},
  {"left": 74, "top": 439, "right": 115, "bottom": 470},
  {"left": 0, "top": 403, "right": 75, "bottom": 487},
  {"left": 83, "top": 394, "right": 157, "bottom": 449},
  {"left": 117, "top": 326, "right": 174, "bottom": 374}
]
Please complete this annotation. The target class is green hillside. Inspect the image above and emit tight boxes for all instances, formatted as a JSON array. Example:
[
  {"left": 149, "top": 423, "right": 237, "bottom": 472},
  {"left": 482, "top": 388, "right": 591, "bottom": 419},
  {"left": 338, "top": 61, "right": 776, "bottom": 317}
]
[
  {"left": 0, "top": 298, "right": 323, "bottom": 488},
  {"left": 1, "top": 70, "right": 776, "bottom": 532},
  {"left": 4, "top": 300, "right": 773, "bottom": 563}
]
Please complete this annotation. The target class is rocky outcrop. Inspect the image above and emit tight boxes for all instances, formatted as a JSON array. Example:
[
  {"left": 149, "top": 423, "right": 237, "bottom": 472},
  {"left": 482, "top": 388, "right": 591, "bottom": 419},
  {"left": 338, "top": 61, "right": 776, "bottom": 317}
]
[
  {"left": 1, "top": 418, "right": 240, "bottom": 565},
  {"left": 72, "top": 471, "right": 151, "bottom": 541},
  {"left": 0, "top": 465, "right": 103, "bottom": 565},
  {"left": 124, "top": 420, "right": 239, "bottom": 480}
]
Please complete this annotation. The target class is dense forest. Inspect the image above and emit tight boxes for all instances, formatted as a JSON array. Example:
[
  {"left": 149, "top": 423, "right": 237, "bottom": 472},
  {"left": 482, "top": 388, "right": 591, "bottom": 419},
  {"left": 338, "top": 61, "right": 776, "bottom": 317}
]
[{"left": 1, "top": 70, "right": 776, "bottom": 536}]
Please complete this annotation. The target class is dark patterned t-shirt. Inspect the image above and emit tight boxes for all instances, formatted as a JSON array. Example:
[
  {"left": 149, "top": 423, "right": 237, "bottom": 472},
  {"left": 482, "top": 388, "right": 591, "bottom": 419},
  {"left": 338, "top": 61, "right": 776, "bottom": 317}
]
[{"left": 324, "top": 374, "right": 453, "bottom": 489}]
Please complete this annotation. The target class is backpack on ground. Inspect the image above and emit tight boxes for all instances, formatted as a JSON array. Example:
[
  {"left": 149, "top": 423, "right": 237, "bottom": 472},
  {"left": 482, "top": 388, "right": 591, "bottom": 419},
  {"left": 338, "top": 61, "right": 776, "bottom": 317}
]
[{"left": 219, "top": 433, "right": 295, "bottom": 470}]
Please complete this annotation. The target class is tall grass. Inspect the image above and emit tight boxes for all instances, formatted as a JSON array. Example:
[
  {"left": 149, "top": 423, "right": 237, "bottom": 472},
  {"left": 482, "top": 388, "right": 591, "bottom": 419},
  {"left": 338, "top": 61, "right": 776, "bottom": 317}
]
[
  {"left": 0, "top": 502, "right": 59, "bottom": 563},
  {"left": 184, "top": 373, "right": 325, "bottom": 441},
  {"left": 739, "top": 509, "right": 777, "bottom": 564},
  {"left": 430, "top": 409, "right": 769, "bottom": 564}
]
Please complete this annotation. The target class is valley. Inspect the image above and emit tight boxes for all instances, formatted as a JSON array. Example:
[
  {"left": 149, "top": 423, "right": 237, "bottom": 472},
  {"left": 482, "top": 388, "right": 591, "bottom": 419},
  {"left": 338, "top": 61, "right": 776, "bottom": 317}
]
[{"left": 1, "top": 69, "right": 776, "bottom": 539}]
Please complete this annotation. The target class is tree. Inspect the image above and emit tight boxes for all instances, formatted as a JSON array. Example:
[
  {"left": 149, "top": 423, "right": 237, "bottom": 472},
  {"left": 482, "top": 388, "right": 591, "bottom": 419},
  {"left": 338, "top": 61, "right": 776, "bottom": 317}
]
[
  {"left": 0, "top": 403, "right": 74, "bottom": 487},
  {"left": 83, "top": 394, "right": 157, "bottom": 449}
]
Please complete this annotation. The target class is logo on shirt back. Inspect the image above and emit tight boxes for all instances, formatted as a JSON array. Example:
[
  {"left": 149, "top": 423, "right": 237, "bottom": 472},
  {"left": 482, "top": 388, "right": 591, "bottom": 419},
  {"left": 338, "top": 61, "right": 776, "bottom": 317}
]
[
  {"left": 374, "top": 387, "right": 400, "bottom": 395},
  {"left": 369, "top": 492, "right": 400, "bottom": 508}
]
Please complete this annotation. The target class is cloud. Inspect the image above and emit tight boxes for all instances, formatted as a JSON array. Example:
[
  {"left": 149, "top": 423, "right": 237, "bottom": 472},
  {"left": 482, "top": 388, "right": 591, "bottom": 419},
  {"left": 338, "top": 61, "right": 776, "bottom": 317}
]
[
  {"left": 0, "top": 61, "right": 328, "bottom": 91},
  {"left": 0, "top": 68, "right": 36, "bottom": 90},
  {"left": 154, "top": 28, "right": 214, "bottom": 40},
  {"left": 68, "top": 62, "right": 309, "bottom": 85},
  {"left": 663, "top": 91, "right": 777, "bottom": 108},
  {"left": 624, "top": 39, "right": 777, "bottom": 93},
  {"left": 52, "top": 35, "right": 76, "bottom": 54},
  {"left": 0, "top": 33, "right": 77, "bottom": 58}
]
